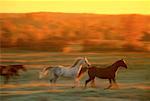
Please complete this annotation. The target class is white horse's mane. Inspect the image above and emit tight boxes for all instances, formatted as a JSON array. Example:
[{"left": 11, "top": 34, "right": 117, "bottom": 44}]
[{"left": 70, "top": 57, "right": 83, "bottom": 68}]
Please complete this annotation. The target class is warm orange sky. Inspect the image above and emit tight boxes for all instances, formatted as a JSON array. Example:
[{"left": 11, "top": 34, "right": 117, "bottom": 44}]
[{"left": 0, "top": 0, "right": 150, "bottom": 14}]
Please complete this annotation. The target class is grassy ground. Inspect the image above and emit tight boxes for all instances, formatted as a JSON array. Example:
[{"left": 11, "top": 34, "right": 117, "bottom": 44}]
[{"left": 0, "top": 49, "right": 150, "bottom": 101}]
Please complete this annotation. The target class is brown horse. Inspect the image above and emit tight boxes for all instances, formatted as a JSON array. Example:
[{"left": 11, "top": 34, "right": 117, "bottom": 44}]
[
  {"left": 77, "top": 59, "right": 127, "bottom": 89},
  {"left": 0, "top": 65, "right": 27, "bottom": 84}
]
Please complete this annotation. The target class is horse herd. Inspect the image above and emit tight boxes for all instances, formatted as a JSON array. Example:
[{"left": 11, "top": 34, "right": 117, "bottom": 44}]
[{"left": 0, "top": 57, "right": 127, "bottom": 89}]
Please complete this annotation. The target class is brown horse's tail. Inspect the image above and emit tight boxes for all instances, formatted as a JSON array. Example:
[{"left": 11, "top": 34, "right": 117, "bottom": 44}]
[{"left": 77, "top": 67, "right": 88, "bottom": 79}]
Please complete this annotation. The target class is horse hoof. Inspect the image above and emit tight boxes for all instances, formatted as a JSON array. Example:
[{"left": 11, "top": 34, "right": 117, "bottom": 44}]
[{"left": 111, "top": 86, "right": 119, "bottom": 90}]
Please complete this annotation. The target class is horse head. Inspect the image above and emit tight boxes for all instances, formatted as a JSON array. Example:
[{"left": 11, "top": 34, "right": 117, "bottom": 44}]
[
  {"left": 82, "top": 57, "right": 91, "bottom": 67},
  {"left": 117, "top": 59, "right": 127, "bottom": 69}
]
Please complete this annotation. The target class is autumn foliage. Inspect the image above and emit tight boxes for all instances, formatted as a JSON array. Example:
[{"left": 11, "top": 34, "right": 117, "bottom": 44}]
[{"left": 0, "top": 12, "right": 150, "bottom": 52}]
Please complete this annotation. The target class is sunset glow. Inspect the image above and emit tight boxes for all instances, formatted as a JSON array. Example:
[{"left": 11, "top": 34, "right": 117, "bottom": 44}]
[{"left": 0, "top": 0, "right": 149, "bottom": 14}]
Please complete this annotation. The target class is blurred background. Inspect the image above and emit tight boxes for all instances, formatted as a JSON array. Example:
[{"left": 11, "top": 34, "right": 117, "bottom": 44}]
[{"left": 0, "top": 13, "right": 150, "bottom": 52}]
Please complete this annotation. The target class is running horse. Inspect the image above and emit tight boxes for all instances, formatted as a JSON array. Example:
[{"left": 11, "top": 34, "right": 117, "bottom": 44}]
[
  {"left": 0, "top": 65, "right": 27, "bottom": 84},
  {"left": 39, "top": 57, "right": 91, "bottom": 88},
  {"left": 77, "top": 59, "right": 127, "bottom": 89}
]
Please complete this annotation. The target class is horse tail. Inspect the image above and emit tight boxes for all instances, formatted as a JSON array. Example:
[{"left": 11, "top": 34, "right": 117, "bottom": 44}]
[
  {"left": 39, "top": 66, "right": 54, "bottom": 79},
  {"left": 45, "top": 66, "right": 54, "bottom": 71},
  {"left": 44, "top": 66, "right": 55, "bottom": 74}
]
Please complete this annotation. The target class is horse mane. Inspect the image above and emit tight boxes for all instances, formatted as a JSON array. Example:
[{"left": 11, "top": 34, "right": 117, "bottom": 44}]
[
  {"left": 70, "top": 58, "right": 82, "bottom": 68},
  {"left": 105, "top": 59, "right": 124, "bottom": 69},
  {"left": 114, "top": 59, "right": 124, "bottom": 65}
]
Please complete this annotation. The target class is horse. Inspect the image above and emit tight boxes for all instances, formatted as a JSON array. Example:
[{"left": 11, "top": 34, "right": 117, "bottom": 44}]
[
  {"left": 39, "top": 57, "right": 91, "bottom": 88},
  {"left": 77, "top": 59, "right": 127, "bottom": 89},
  {"left": 0, "top": 65, "right": 27, "bottom": 84}
]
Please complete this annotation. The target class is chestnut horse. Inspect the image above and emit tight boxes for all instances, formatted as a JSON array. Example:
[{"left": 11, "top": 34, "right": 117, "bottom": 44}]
[
  {"left": 77, "top": 59, "right": 127, "bottom": 89},
  {"left": 0, "top": 65, "right": 27, "bottom": 84}
]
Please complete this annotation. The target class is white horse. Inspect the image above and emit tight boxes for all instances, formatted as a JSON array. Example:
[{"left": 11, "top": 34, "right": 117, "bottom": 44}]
[{"left": 39, "top": 57, "right": 91, "bottom": 87}]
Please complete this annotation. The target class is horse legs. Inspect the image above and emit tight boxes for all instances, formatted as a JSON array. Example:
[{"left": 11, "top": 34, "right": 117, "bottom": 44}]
[
  {"left": 49, "top": 78, "right": 55, "bottom": 88},
  {"left": 53, "top": 74, "right": 59, "bottom": 84},
  {"left": 91, "top": 79, "right": 96, "bottom": 88},
  {"left": 15, "top": 72, "right": 20, "bottom": 76},
  {"left": 84, "top": 77, "right": 95, "bottom": 89},
  {"left": 49, "top": 79, "right": 53, "bottom": 83},
  {"left": 104, "top": 79, "right": 112, "bottom": 89},
  {"left": 72, "top": 78, "right": 79, "bottom": 88},
  {"left": 112, "top": 78, "right": 119, "bottom": 88},
  {"left": 49, "top": 74, "right": 59, "bottom": 87},
  {"left": 4, "top": 76, "right": 10, "bottom": 84}
]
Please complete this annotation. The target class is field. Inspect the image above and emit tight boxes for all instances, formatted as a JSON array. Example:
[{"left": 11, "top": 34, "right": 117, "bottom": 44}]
[{"left": 0, "top": 49, "right": 150, "bottom": 101}]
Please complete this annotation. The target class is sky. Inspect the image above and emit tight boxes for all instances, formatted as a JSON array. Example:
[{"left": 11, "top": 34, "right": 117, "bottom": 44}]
[{"left": 0, "top": 0, "right": 150, "bottom": 14}]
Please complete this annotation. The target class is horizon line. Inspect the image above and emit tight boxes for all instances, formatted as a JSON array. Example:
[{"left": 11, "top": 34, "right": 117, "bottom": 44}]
[{"left": 0, "top": 11, "right": 150, "bottom": 15}]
